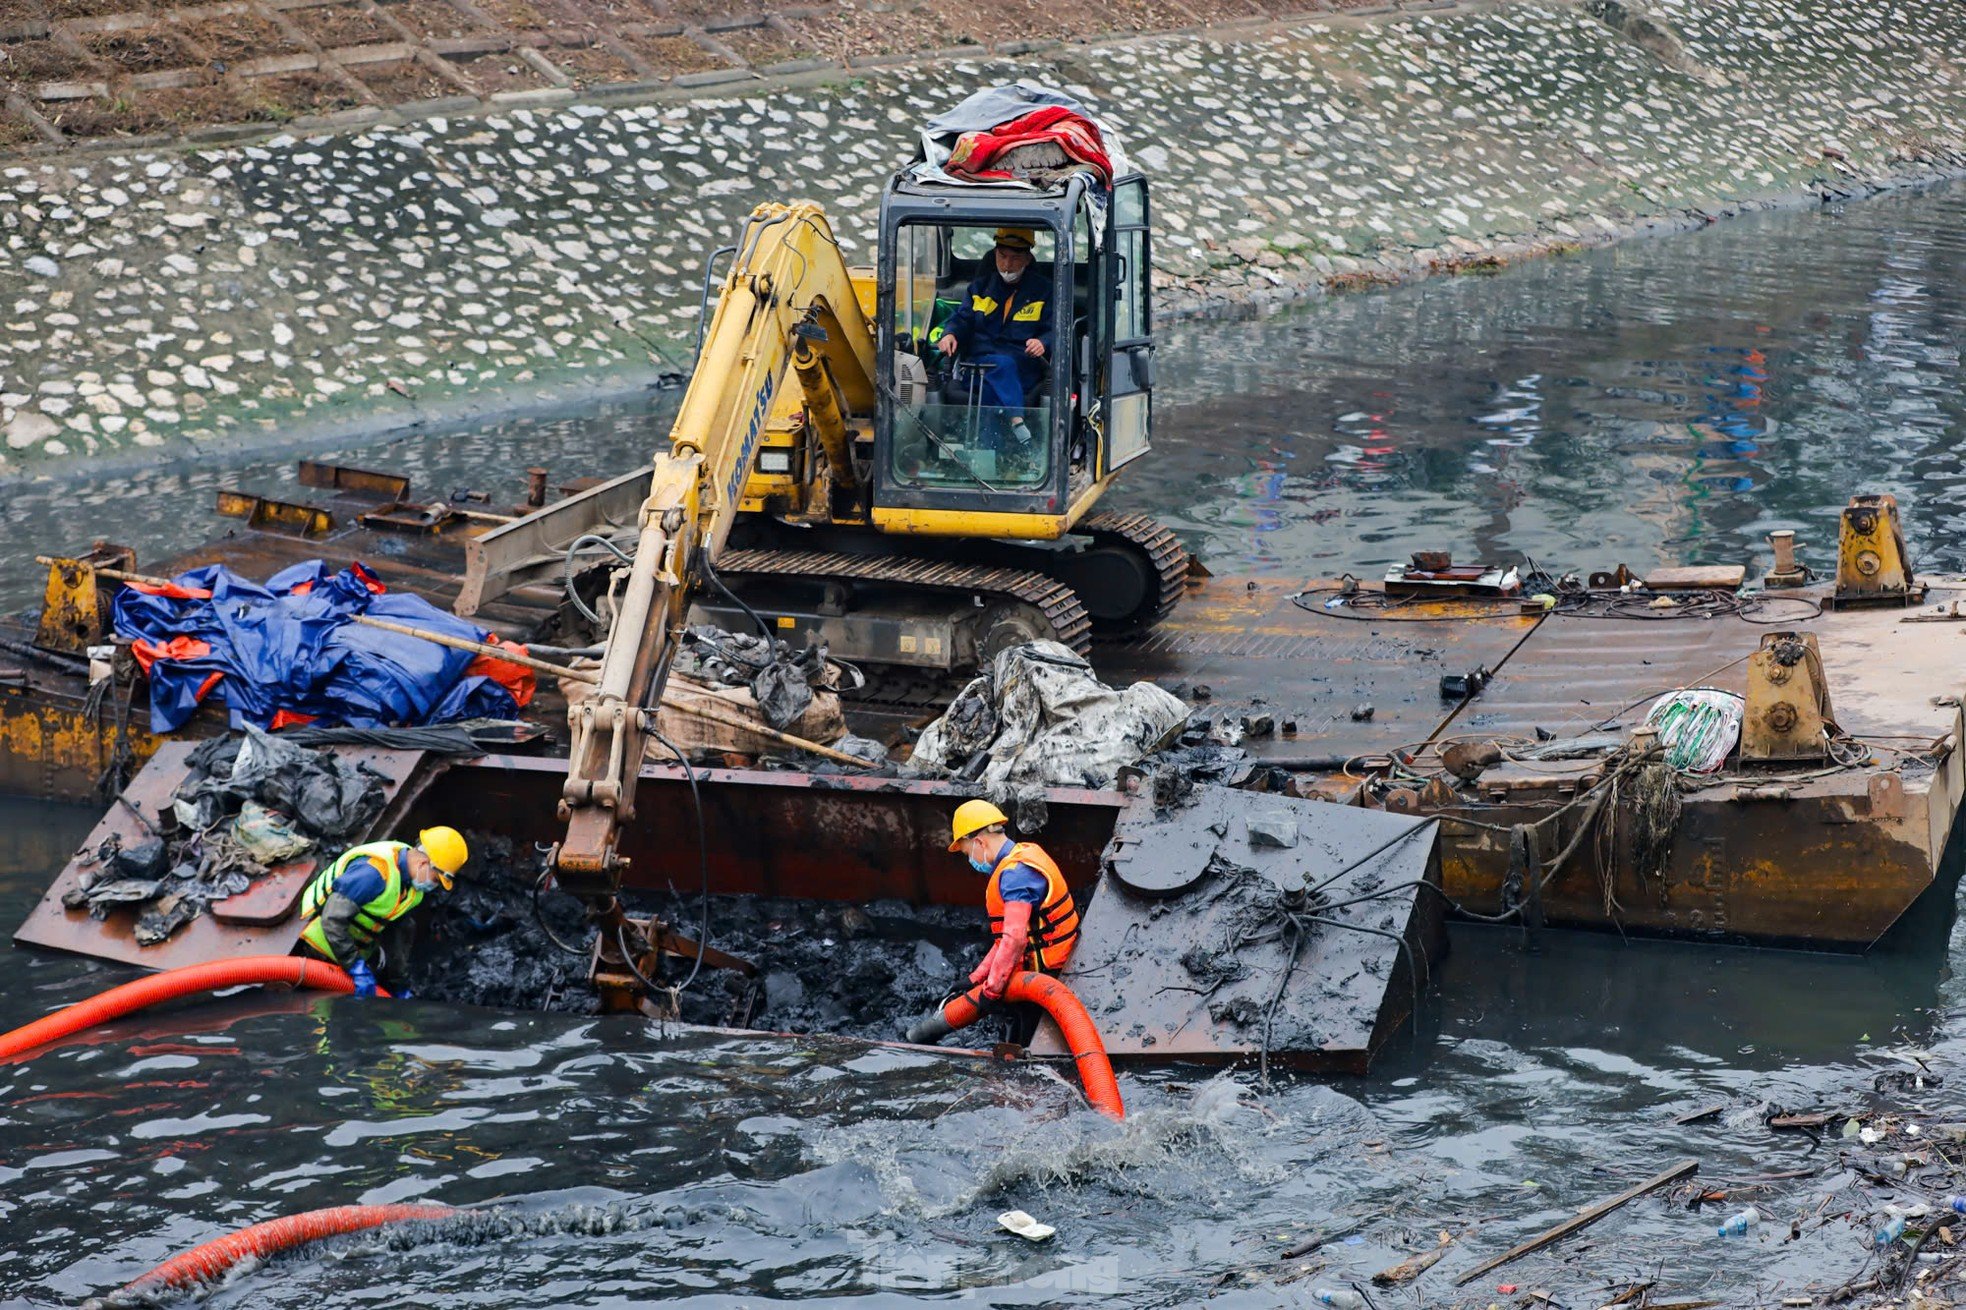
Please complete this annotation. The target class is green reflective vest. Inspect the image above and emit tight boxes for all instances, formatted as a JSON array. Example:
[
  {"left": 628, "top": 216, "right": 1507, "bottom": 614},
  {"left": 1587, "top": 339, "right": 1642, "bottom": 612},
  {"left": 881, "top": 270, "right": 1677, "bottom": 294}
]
[{"left": 297, "top": 841, "right": 423, "bottom": 963}]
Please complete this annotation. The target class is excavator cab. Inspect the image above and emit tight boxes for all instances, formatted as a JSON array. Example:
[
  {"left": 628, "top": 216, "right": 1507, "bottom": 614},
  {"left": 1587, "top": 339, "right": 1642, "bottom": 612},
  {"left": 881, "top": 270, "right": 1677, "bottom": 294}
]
[{"left": 872, "top": 170, "right": 1155, "bottom": 540}]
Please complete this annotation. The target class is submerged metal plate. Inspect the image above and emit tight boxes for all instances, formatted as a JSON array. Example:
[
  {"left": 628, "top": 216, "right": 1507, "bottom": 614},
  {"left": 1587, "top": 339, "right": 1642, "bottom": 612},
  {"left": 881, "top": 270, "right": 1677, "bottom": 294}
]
[{"left": 1032, "top": 785, "right": 1444, "bottom": 1072}]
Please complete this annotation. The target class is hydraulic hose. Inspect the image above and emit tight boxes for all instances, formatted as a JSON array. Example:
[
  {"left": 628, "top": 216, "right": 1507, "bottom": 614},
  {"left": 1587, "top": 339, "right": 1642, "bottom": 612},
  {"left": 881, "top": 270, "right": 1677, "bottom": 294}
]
[
  {"left": 0, "top": 955, "right": 358, "bottom": 1062},
  {"left": 907, "top": 972, "right": 1125, "bottom": 1120},
  {"left": 97, "top": 1203, "right": 455, "bottom": 1304}
]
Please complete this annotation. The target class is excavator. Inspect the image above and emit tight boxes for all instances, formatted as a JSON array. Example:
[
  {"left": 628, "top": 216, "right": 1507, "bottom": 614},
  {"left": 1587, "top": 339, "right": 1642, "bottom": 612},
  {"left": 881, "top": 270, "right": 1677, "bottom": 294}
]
[{"left": 481, "top": 145, "right": 1188, "bottom": 1005}]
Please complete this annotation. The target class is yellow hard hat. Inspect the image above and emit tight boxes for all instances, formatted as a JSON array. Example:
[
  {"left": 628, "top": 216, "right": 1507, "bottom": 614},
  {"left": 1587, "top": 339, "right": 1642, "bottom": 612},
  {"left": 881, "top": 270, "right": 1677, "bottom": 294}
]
[
  {"left": 417, "top": 826, "right": 468, "bottom": 887},
  {"left": 993, "top": 227, "right": 1036, "bottom": 252},
  {"left": 949, "top": 799, "right": 1009, "bottom": 851}
]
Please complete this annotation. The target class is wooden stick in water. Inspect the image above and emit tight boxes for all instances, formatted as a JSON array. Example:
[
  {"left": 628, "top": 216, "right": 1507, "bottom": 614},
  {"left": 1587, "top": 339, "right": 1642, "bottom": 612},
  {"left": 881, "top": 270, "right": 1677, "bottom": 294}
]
[{"left": 1453, "top": 1158, "right": 1699, "bottom": 1286}]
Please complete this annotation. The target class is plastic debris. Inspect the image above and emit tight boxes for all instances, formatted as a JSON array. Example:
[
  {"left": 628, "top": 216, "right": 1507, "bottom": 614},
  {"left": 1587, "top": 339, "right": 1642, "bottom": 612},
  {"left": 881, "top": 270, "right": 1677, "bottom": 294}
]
[
  {"left": 908, "top": 642, "right": 1187, "bottom": 793},
  {"left": 998, "top": 1210, "right": 1055, "bottom": 1242},
  {"left": 1716, "top": 1206, "right": 1759, "bottom": 1237},
  {"left": 1247, "top": 815, "right": 1300, "bottom": 849},
  {"left": 1643, "top": 688, "right": 1745, "bottom": 773}
]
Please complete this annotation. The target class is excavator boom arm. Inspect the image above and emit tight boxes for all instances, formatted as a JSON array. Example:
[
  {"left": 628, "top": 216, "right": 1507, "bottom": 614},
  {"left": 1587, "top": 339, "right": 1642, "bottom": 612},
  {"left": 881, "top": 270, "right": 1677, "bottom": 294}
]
[{"left": 556, "top": 202, "right": 878, "bottom": 898}]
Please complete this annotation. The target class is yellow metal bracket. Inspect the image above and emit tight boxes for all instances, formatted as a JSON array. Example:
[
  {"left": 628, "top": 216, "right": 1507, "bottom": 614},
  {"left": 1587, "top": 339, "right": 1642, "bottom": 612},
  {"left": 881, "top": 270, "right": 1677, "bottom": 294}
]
[
  {"left": 35, "top": 542, "right": 136, "bottom": 655},
  {"left": 1832, "top": 493, "right": 1924, "bottom": 607},
  {"left": 1740, "top": 631, "right": 1834, "bottom": 764}
]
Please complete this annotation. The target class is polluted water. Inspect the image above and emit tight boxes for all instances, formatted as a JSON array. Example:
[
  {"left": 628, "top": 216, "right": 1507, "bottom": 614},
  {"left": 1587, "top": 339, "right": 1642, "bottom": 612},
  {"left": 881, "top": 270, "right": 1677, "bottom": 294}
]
[{"left": 3, "top": 181, "right": 1966, "bottom": 1305}]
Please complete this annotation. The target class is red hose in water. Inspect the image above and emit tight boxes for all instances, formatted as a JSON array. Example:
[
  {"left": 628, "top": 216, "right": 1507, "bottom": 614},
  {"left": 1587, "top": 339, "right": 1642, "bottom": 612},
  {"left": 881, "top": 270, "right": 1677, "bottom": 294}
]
[
  {"left": 114, "top": 1203, "right": 455, "bottom": 1299},
  {"left": 0, "top": 955, "right": 356, "bottom": 1061},
  {"left": 934, "top": 972, "right": 1125, "bottom": 1120}
]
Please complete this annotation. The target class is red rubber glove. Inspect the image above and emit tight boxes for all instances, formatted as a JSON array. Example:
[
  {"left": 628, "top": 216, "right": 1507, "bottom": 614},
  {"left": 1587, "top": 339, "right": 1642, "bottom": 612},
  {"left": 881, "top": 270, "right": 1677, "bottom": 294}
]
[{"left": 978, "top": 900, "right": 1032, "bottom": 1000}]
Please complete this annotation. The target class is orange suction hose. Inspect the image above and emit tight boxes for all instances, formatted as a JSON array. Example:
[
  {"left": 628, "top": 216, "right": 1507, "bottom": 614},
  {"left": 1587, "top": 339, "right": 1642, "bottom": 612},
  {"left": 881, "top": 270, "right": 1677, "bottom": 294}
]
[
  {"left": 108, "top": 1203, "right": 455, "bottom": 1301},
  {"left": 917, "top": 972, "right": 1124, "bottom": 1119},
  {"left": 0, "top": 955, "right": 357, "bottom": 1061}
]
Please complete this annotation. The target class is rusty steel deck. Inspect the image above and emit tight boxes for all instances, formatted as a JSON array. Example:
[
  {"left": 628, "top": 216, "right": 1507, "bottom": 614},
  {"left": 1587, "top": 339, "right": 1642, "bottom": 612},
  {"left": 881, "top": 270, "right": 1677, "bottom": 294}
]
[{"left": 1099, "top": 579, "right": 1539, "bottom": 765}]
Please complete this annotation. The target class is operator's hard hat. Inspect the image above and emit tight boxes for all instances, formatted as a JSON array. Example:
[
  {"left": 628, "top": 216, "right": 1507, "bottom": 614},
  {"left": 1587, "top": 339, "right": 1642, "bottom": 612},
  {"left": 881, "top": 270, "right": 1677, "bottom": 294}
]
[
  {"left": 417, "top": 826, "right": 469, "bottom": 887},
  {"left": 949, "top": 799, "right": 1009, "bottom": 850},
  {"left": 993, "top": 227, "right": 1036, "bottom": 252}
]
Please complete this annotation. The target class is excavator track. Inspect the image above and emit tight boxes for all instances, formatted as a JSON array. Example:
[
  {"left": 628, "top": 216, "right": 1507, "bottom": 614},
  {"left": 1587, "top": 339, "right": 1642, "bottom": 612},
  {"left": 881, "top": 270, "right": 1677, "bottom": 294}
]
[
  {"left": 1072, "top": 510, "right": 1191, "bottom": 636},
  {"left": 716, "top": 548, "right": 1094, "bottom": 656}
]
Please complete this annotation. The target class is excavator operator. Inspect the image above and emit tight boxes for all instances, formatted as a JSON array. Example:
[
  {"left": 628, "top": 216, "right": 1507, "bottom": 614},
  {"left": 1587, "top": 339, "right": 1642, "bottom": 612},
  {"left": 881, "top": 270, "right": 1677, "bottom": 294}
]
[
  {"left": 934, "top": 227, "right": 1056, "bottom": 450},
  {"left": 295, "top": 826, "right": 468, "bottom": 999}
]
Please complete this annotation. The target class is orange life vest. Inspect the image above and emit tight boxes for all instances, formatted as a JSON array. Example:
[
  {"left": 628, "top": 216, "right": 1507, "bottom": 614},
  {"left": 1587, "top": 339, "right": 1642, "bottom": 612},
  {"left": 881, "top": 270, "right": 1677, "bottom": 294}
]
[{"left": 983, "top": 842, "right": 1080, "bottom": 972}]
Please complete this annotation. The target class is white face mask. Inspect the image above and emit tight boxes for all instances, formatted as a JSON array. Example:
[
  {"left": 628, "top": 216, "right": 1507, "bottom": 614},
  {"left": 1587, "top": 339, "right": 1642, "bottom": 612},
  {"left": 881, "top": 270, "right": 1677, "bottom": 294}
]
[{"left": 1000, "top": 264, "right": 1025, "bottom": 285}]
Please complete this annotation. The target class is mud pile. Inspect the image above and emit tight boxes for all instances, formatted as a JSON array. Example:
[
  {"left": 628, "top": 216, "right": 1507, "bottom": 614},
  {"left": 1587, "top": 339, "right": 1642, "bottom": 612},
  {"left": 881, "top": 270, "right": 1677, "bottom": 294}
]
[
  {"left": 669, "top": 895, "right": 999, "bottom": 1046},
  {"left": 409, "top": 839, "right": 1006, "bottom": 1045},
  {"left": 407, "top": 836, "right": 603, "bottom": 1014}
]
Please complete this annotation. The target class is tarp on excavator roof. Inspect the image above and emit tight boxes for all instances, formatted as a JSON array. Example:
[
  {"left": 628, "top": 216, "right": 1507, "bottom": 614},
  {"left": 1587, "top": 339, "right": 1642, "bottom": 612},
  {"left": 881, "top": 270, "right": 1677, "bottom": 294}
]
[{"left": 910, "top": 81, "right": 1130, "bottom": 205}]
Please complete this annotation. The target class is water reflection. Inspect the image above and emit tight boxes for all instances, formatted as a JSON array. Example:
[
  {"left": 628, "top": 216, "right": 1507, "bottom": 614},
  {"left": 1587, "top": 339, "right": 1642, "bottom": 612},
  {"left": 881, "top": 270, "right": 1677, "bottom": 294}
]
[{"left": 1122, "top": 181, "right": 1966, "bottom": 578}]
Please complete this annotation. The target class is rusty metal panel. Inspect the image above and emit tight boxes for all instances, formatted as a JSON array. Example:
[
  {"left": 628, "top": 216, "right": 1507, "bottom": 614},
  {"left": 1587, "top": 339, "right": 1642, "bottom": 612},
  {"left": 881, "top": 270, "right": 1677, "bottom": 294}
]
[
  {"left": 1028, "top": 786, "right": 1444, "bottom": 1072},
  {"left": 1427, "top": 581, "right": 1966, "bottom": 947},
  {"left": 212, "top": 491, "right": 336, "bottom": 538},
  {"left": 297, "top": 460, "right": 411, "bottom": 501},
  {"left": 1097, "top": 577, "right": 1539, "bottom": 763},
  {"left": 14, "top": 742, "right": 431, "bottom": 970},
  {"left": 34, "top": 544, "right": 134, "bottom": 654},
  {"left": 0, "top": 657, "right": 164, "bottom": 804},
  {"left": 419, "top": 755, "right": 1126, "bottom": 909},
  {"left": 1437, "top": 765, "right": 1947, "bottom": 947},
  {"left": 455, "top": 468, "right": 650, "bottom": 616}
]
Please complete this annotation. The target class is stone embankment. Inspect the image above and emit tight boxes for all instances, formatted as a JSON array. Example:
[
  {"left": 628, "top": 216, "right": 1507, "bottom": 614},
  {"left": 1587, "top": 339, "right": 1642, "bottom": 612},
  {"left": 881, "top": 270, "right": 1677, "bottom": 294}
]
[{"left": 2, "top": 0, "right": 1963, "bottom": 472}]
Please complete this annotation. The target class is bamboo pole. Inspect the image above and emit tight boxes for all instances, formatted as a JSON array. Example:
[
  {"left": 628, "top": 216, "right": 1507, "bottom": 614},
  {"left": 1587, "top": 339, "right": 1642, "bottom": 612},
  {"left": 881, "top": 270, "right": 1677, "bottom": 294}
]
[
  {"left": 341, "top": 612, "right": 600, "bottom": 684},
  {"left": 43, "top": 558, "right": 877, "bottom": 769},
  {"left": 1453, "top": 1158, "right": 1698, "bottom": 1285}
]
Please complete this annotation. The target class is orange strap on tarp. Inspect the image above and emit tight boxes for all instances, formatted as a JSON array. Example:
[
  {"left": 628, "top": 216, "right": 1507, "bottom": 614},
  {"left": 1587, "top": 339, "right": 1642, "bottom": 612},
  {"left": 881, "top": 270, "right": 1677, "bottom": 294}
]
[
  {"left": 465, "top": 634, "right": 537, "bottom": 709},
  {"left": 128, "top": 635, "right": 213, "bottom": 673}
]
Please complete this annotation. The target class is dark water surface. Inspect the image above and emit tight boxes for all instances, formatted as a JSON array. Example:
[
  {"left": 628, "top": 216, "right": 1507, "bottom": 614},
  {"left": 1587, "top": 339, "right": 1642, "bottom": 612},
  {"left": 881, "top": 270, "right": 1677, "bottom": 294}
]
[{"left": 4, "top": 183, "right": 1966, "bottom": 1305}]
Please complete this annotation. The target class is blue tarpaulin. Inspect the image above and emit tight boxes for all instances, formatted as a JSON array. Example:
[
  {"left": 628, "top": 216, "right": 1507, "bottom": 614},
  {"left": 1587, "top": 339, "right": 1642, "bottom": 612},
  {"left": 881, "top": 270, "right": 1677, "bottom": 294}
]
[{"left": 114, "top": 560, "right": 527, "bottom": 733}]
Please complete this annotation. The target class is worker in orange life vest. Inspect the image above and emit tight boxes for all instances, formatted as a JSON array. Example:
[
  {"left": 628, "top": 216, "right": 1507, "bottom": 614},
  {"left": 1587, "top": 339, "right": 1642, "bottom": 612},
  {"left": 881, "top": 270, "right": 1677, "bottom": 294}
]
[{"left": 946, "top": 799, "right": 1080, "bottom": 998}]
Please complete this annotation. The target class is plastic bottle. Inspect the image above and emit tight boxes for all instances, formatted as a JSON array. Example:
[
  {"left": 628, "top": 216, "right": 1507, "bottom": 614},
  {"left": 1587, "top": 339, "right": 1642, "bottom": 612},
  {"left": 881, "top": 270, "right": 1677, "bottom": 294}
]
[
  {"left": 1876, "top": 1216, "right": 1907, "bottom": 1247},
  {"left": 1311, "top": 1290, "right": 1366, "bottom": 1309},
  {"left": 1944, "top": 1196, "right": 1966, "bottom": 1215},
  {"left": 1715, "top": 1206, "right": 1759, "bottom": 1237}
]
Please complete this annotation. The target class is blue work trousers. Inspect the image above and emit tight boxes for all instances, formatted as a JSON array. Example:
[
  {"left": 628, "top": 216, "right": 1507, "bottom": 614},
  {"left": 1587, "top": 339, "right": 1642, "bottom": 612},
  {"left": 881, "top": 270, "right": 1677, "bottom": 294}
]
[{"left": 958, "top": 351, "right": 1041, "bottom": 449}]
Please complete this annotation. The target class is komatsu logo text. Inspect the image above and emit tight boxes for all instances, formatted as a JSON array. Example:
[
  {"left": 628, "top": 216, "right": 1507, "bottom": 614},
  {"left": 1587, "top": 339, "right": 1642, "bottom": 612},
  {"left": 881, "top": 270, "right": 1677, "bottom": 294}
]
[{"left": 727, "top": 370, "right": 778, "bottom": 508}]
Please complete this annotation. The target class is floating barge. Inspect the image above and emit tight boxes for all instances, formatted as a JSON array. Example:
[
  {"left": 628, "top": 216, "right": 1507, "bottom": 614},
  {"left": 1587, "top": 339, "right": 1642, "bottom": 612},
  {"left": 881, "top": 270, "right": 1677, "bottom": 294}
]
[
  {"left": 4, "top": 465, "right": 1960, "bottom": 1069},
  {"left": 1098, "top": 566, "right": 1965, "bottom": 949}
]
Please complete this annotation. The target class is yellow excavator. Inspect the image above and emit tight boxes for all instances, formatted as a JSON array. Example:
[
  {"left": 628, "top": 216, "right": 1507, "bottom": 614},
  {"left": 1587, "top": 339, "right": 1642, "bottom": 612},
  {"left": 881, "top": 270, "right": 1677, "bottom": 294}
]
[{"left": 464, "top": 158, "right": 1185, "bottom": 986}]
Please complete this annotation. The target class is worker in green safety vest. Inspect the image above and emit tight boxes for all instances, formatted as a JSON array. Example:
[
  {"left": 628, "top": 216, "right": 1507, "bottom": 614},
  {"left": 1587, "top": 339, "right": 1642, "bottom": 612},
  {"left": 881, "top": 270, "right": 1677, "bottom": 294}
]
[{"left": 296, "top": 826, "right": 468, "bottom": 999}]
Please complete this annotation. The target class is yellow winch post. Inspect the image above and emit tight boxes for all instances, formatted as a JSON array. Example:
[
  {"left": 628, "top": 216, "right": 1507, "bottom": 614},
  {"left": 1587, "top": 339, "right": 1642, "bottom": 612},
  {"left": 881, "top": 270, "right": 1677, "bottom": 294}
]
[
  {"left": 1740, "top": 631, "right": 1834, "bottom": 764},
  {"left": 1833, "top": 493, "right": 1923, "bottom": 607},
  {"left": 35, "top": 542, "right": 137, "bottom": 655}
]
